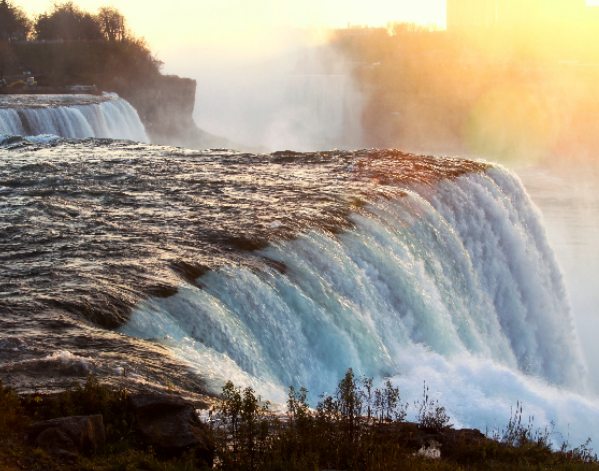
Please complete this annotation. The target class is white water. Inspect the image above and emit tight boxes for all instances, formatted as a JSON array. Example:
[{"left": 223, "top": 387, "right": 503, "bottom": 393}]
[
  {"left": 518, "top": 161, "right": 599, "bottom": 396},
  {"left": 120, "top": 164, "right": 599, "bottom": 446},
  {"left": 0, "top": 99, "right": 148, "bottom": 142}
]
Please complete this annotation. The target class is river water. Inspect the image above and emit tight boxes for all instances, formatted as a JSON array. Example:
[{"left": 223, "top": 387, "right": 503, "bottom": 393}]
[{"left": 0, "top": 97, "right": 598, "bottom": 447}]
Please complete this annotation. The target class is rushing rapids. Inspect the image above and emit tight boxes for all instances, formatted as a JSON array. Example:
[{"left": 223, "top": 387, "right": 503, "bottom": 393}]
[
  {"left": 0, "top": 95, "right": 147, "bottom": 142},
  {"left": 0, "top": 136, "right": 597, "bottom": 445}
]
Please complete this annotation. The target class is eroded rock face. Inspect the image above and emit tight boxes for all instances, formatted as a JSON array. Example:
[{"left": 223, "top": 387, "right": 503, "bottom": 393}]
[
  {"left": 27, "top": 415, "right": 106, "bottom": 456},
  {"left": 128, "top": 393, "right": 214, "bottom": 467}
]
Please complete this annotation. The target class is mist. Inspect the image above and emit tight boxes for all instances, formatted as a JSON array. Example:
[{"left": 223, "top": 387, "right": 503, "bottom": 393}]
[
  {"left": 160, "top": 28, "right": 365, "bottom": 152},
  {"left": 158, "top": 20, "right": 599, "bottom": 159}
]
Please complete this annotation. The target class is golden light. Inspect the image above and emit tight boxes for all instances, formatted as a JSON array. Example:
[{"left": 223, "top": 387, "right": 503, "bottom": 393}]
[
  {"left": 466, "top": 87, "right": 557, "bottom": 162},
  {"left": 20, "top": 0, "right": 446, "bottom": 58}
]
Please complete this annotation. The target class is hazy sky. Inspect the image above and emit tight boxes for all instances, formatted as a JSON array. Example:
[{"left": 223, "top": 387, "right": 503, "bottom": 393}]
[
  {"left": 21, "top": 0, "right": 599, "bottom": 74},
  {"left": 19, "top": 0, "right": 446, "bottom": 72}
]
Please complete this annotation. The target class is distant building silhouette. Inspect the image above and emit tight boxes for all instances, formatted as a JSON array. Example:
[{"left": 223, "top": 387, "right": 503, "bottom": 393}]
[{"left": 447, "top": 0, "right": 596, "bottom": 29}]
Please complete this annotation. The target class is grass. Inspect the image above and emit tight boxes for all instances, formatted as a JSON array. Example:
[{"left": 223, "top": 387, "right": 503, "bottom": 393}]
[{"left": 0, "top": 372, "right": 597, "bottom": 470}]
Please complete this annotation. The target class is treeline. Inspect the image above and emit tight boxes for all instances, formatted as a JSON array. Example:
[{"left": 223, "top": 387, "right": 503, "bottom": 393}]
[
  {"left": 0, "top": 0, "right": 28, "bottom": 41},
  {"left": 0, "top": 0, "right": 128, "bottom": 42},
  {"left": 211, "top": 371, "right": 447, "bottom": 470},
  {"left": 35, "top": 3, "right": 126, "bottom": 42},
  {"left": 329, "top": 22, "right": 599, "bottom": 161},
  {"left": 0, "top": 1, "right": 161, "bottom": 89}
]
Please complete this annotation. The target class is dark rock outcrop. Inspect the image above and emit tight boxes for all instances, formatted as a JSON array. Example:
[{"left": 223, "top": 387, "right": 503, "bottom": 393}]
[
  {"left": 128, "top": 393, "right": 214, "bottom": 467},
  {"left": 401, "top": 425, "right": 489, "bottom": 459},
  {"left": 114, "top": 74, "right": 256, "bottom": 152},
  {"left": 438, "top": 427, "right": 488, "bottom": 450},
  {"left": 27, "top": 415, "right": 106, "bottom": 457},
  {"left": 34, "top": 427, "right": 79, "bottom": 460}
]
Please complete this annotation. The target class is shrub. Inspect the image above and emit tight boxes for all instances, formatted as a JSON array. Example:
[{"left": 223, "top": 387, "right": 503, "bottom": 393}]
[
  {"left": 0, "top": 378, "right": 26, "bottom": 438},
  {"left": 414, "top": 380, "right": 451, "bottom": 432},
  {"left": 33, "top": 375, "right": 136, "bottom": 446},
  {"left": 212, "top": 381, "right": 272, "bottom": 470}
]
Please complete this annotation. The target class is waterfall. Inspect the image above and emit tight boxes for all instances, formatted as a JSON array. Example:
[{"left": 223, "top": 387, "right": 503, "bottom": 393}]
[
  {"left": 119, "top": 163, "right": 594, "bottom": 443},
  {"left": 194, "top": 74, "right": 359, "bottom": 151},
  {"left": 0, "top": 98, "right": 148, "bottom": 142},
  {"left": 0, "top": 134, "right": 595, "bottom": 446},
  {"left": 282, "top": 75, "right": 347, "bottom": 143}
]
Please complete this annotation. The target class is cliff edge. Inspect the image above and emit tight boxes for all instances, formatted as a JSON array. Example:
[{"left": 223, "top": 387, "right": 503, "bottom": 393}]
[{"left": 114, "top": 74, "right": 258, "bottom": 152}]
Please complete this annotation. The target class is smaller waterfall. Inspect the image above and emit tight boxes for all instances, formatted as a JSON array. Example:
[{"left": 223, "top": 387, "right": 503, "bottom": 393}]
[
  {"left": 194, "top": 74, "right": 360, "bottom": 151},
  {"left": 0, "top": 98, "right": 148, "bottom": 142}
]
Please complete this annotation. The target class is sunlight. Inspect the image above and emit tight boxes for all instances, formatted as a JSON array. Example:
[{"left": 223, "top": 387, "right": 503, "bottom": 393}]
[{"left": 20, "top": 0, "right": 446, "bottom": 53}]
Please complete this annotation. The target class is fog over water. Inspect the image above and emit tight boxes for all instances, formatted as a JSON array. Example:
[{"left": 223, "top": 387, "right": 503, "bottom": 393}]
[
  {"left": 517, "top": 160, "right": 599, "bottom": 396},
  {"left": 177, "top": 43, "right": 364, "bottom": 153}
]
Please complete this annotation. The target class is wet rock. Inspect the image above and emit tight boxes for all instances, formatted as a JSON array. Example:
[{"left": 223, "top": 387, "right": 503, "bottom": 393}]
[
  {"left": 27, "top": 415, "right": 106, "bottom": 455},
  {"left": 128, "top": 393, "right": 214, "bottom": 466}
]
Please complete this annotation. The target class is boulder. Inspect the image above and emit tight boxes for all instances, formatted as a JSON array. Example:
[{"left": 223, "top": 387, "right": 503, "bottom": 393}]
[
  {"left": 34, "top": 427, "right": 78, "bottom": 460},
  {"left": 28, "top": 415, "right": 106, "bottom": 456},
  {"left": 128, "top": 393, "right": 214, "bottom": 466}
]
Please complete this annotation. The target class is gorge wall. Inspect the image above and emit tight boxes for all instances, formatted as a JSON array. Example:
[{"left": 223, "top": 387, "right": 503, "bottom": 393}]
[
  {"left": 114, "top": 74, "right": 254, "bottom": 152},
  {"left": 6, "top": 41, "right": 249, "bottom": 151}
]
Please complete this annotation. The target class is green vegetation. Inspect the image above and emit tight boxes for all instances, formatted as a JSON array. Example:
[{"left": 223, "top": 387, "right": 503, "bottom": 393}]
[
  {"left": 209, "top": 370, "right": 598, "bottom": 470},
  {"left": 33, "top": 3, "right": 124, "bottom": 42},
  {"left": 0, "top": 372, "right": 598, "bottom": 470},
  {"left": 30, "top": 375, "right": 137, "bottom": 446},
  {"left": 0, "top": 1, "right": 161, "bottom": 90},
  {"left": 0, "top": 378, "right": 27, "bottom": 438},
  {"left": 11, "top": 37, "right": 160, "bottom": 88},
  {"left": 0, "top": 376, "right": 211, "bottom": 470}
]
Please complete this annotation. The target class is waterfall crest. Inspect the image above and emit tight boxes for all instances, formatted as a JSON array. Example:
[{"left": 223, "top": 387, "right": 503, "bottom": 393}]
[
  {"left": 0, "top": 138, "right": 595, "bottom": 446},
  {"left": 120, "top": 164, "right": 584, "bottom": 400},
  {"left": 0, "top": 98, "right": 147, "bottom": 142}
]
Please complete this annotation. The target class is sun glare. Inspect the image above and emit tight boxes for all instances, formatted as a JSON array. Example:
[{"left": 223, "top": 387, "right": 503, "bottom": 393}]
[{"left": 20, "top": 0, "right": 446, "bottom": 53}]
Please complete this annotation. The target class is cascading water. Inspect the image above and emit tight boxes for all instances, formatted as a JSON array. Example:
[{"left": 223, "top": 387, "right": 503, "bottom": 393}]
[
  {"left": 118, "top": 166, "right": 582, "bottom": 388},
  {"left": 0, "top": 97, "right": 147, "bottom": 142},
  {"left": 119, "top": 163, "right": 593, "bottom": 444},
  {"left": 1, "top": 139, "right": 597, "bottom": 447}
]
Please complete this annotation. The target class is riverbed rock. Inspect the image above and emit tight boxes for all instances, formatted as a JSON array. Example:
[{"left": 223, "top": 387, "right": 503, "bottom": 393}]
[
  {"left": 27, "top": 414, "right": 106, "bottom": 456},
  {"left": 128, "top": 393, "right": 214, "bottom": 466}
]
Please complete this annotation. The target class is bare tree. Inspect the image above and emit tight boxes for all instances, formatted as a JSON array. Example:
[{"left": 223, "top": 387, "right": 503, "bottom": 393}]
[{"left": 97, "top": 6, "right": 126, "bottom": 41}]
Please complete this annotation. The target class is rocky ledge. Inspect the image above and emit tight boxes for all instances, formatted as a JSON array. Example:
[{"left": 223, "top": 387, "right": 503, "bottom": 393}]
[
  {"left": 25, "top": 392, "right": 214, "bottom": 467},
  {"left": 0, "top": 94, "right": 113, "bottom": 109}
]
